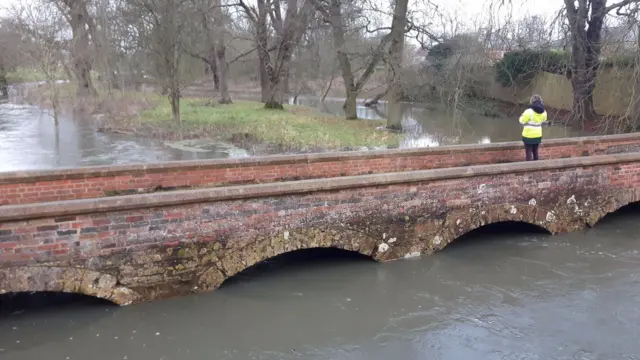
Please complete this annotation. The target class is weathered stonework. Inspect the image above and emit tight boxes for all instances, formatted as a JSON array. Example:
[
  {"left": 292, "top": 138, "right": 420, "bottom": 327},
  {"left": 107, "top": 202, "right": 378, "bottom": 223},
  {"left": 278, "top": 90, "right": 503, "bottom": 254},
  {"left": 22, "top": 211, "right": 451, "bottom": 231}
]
[{"left": 1, "top": 151, "right": 640, "bottom": 305}]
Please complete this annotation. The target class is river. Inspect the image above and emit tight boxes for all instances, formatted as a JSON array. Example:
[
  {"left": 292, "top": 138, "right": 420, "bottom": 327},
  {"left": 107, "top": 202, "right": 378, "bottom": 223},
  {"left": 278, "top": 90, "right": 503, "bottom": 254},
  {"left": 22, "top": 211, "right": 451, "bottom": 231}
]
[
  {"left": 2, "top": 92, "right": 636, "bottom": 359},
  {"left": 2, "top": 207, "right": 640, "bottom": 359}
]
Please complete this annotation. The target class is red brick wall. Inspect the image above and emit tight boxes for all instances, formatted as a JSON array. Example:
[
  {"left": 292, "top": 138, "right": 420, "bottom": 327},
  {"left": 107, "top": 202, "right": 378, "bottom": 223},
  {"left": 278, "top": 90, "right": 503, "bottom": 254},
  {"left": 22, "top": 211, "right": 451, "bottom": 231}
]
[
  {"left": 1, "top": 153, "right": 639, "bottom": 303},
  {"left": 1, "top": 134, "right": 640, "bottom": 205}
]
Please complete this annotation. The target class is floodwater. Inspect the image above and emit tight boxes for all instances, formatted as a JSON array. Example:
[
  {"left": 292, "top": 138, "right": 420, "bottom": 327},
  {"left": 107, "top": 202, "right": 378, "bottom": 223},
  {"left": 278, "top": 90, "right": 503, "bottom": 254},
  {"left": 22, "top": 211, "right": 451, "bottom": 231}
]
[
  {"left": 0, "top": 86, "right": 585, "bottom": 172},
  {"left": 288, "top": 97, "right": 586, "bottom": 148},
  {"left": 0, "top": 101, "right": 247, "bottom": 172},
  {"left": 2, "top": 206, "right": 640, "bottom": 359}
]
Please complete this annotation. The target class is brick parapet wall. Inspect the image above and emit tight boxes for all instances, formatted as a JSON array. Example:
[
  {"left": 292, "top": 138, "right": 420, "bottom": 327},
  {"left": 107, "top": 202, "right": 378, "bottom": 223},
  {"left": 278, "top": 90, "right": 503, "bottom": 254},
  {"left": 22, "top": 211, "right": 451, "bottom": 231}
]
[
  {"left": 1, "top": 152, "right": 640, "bottom": 303},
  {"left": 1, "top": 133, "right": 640, "bottom": 205}
]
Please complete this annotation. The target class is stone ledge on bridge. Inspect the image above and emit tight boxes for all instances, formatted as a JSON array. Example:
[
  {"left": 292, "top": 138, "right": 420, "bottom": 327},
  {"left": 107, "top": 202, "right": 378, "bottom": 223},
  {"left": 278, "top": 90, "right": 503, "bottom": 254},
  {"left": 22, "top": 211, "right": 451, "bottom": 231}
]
[
  {"left": 1, "top": 152, "right": 640, "bottom": 304},
  {"left": 1, "top": 133, "right": 640, "bottom": 205}
]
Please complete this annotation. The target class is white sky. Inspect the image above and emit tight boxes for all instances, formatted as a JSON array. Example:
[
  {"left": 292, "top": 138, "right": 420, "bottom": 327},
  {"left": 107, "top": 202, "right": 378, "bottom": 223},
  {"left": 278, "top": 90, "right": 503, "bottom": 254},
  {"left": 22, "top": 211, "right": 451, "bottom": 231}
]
[{"left": 0, "top": 0, "right": 562, "bottom": 18}]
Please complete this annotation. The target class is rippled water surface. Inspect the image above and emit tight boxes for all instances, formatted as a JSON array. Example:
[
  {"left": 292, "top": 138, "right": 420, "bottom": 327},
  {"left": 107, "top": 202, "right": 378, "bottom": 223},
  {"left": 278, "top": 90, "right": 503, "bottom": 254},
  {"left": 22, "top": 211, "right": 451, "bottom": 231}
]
[
  {"left": 0, "top": 102, "right": 237, "bottom": 172},
  {"left": 2, "top": 208, "right": 640, "bottom": 360}
]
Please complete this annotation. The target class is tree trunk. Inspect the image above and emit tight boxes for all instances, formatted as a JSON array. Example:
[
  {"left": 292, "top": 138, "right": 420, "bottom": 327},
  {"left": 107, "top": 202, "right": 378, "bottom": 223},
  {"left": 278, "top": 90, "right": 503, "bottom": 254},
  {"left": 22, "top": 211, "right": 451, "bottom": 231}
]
[
  {"left": 216, "top": 54, "right": 231, "bottom": 104},
  {"left": 320, "top": 0, "right": 393, "bottom": 120},
  {"left": 265, "top": 82, "right": 285, "bottom": 109},
  {"left": 569, "top": 72, "right": 598, "bottom": 125},
  {"left": 263, "top": 0, "right": 312, "bottom": 110},
  {"left": 169, "top": 87, "right": 181, "bottom": 123},
  {"left": 257, "top": 0, "right": 270, "bottom": 102},
  {"left": 0, "top": 63, "right": 7, "bottom": 98},
  {"left": 213, "top": 0, "right": 232, "bottom": 104},
  {"left": 63, "top": 0, "right": 98, "bottom": 97},
  {"left": 343, "top": 90, "right": 358, "bottom": 120},
  {"left": 562, "top": 0, "right": 615, "bottom": 125},
  {"left": 210, "top": 61, "right": 220, "bottom": 91},
  {"left": 283, "top": 69, "right": 290, "bottom": 95},
  {"left": 385, "top": 0, "right": 409, "bottom": 130},
  {"left": 329, "top": 0, "right": 357, "bottom": 119},
  {"left": 633, "top": 22, "right": 640, "bottom": 128}
]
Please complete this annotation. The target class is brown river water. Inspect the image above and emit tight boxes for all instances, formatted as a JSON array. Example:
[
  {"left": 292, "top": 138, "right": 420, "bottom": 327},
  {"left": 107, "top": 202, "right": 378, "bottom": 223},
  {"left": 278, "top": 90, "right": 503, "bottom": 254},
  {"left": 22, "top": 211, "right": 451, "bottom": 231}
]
[{"left": 1, "top": 89, "right": 639, "bottom": 359}]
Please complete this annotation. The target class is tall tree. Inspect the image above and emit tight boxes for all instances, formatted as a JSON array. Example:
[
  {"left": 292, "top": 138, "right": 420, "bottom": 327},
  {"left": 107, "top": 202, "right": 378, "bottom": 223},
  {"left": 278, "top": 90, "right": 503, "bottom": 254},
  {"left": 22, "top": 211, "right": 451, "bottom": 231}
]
[
  {"left": 239, "top": 0, "right": 313, "bottom": 109},
  {"left": 187, "top": 0, "right": 231, "bottom": 103},
  {"left": 237, "top": 0, "right": 275, "bottom": 102},
  {"left": 562, "top": 0, "right": 640, "bottom": 124},
  {"left": 130, "top": 0, "right": 191, "bottom": 122},
  {"left": 313, "top": 0, "right": 392, "bottom": 119},
  {"left": 55, "top": 0, "right": 98, "bottom": 97},
  {"left": 385, "top": 0, "right": 409, "bottom": 130},
  {"left": 213, "top": 0, "right": 232, "bottom": 103}
]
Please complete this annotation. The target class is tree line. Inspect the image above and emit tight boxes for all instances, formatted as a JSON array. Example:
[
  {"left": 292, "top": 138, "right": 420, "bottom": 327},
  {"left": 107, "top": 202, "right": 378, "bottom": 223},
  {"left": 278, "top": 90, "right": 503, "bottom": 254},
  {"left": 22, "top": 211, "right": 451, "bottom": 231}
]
[{"left": 0, "top": 0, "right": 638, "bottom": 130}]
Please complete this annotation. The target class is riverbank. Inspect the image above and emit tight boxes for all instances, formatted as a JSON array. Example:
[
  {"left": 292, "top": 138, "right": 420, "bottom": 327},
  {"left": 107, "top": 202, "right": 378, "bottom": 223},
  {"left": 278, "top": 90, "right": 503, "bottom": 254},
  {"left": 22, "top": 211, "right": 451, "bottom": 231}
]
[
  {"left": 103, "top": 98, "right": 399, "bottom": 154},
  {"left": 20, "top": 83, "right": 400, "bottom": 154}
]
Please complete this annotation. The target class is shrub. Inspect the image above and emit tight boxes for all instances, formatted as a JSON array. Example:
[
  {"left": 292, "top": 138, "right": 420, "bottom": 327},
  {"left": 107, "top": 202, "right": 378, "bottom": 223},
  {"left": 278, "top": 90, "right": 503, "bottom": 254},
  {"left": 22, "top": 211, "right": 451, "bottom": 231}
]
[{"left": 494, "top": 49, "right": 570, "bottom": 86}]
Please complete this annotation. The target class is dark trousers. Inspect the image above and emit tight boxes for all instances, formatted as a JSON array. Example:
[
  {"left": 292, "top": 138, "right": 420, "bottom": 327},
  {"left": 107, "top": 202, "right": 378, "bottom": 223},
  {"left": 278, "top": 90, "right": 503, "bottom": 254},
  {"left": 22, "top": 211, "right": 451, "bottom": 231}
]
[{"left": 525, "top": 143, "right": 539, "bottom": 161}]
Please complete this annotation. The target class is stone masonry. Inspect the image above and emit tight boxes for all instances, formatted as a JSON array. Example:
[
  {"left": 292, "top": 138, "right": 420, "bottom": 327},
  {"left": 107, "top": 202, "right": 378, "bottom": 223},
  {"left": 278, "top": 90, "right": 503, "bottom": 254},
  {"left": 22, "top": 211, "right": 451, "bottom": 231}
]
[{"left": 1, "top": 150, "right": 640, "bottom": 305}]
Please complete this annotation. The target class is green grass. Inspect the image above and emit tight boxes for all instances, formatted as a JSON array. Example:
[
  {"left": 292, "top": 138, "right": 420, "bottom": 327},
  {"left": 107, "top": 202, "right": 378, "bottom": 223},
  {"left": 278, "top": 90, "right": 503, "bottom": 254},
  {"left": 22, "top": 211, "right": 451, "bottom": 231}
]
[{"left": 136, "top": 98, "right": 399, "bottom": 151}]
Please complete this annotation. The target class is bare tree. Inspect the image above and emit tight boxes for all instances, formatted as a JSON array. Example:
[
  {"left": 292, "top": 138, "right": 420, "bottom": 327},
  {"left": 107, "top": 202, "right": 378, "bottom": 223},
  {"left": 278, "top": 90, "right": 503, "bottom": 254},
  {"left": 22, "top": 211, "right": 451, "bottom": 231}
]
[
  {"left": 54, "top": 0, "right": 98, "bottom": 97},
  {"left": 261, "top": 0, "right": 314, "bottom": 109},
  {"left": 213, "top": 0, "right": 232, "bottom": 103},
  {"left": 12, "top": 1, "right": 68, "bottom": 122},
  {"left": 562, "top": 0, "right": 640, "bottom": 124},
  {"left": 385, "top": 0, "right": 409, "bottom": 130},
  {"left": 129, "top": 0, "right": 192, "bottom": 122},
  {"left": 0, "top": 21, "right": 22, "bottom": 96},
  {"left": 313, "top": 0, "right": 393, "bottom": 119}
]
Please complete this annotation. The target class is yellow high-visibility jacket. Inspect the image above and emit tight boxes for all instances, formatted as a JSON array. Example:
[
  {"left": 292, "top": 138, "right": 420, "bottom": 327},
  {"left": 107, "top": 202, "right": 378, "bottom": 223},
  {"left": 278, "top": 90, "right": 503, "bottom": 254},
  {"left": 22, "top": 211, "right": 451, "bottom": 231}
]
[{"left": 519, "top": 108, "right": 548, "bottom": 138}]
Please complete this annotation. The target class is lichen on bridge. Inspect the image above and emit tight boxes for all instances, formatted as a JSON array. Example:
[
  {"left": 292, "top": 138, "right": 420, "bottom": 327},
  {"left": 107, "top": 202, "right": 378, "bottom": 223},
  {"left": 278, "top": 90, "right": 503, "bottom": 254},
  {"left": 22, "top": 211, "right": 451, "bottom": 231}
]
[{"left": 1, "top": 136, "right": 640, "bottom": 305}]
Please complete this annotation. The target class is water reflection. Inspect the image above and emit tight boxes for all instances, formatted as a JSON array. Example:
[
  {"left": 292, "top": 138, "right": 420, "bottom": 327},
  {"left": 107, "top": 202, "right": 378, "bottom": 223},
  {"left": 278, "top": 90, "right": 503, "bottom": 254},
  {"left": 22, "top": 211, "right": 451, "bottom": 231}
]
[{"left": 289, "top": 97, "right": 586, "bottom": 148}]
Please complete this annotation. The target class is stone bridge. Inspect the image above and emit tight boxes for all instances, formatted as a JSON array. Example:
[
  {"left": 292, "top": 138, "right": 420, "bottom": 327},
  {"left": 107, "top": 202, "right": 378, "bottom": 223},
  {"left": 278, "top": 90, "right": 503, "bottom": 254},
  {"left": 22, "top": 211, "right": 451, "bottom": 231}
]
[{"left": 1, "top": 134, "right": 640, "bottom": 305}]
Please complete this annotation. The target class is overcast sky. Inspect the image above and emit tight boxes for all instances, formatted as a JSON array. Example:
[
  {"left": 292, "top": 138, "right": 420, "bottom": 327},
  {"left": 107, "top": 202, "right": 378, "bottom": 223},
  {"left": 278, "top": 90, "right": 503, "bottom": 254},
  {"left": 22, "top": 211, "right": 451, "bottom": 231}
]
[{"left": 0, "top": 0, "right": 562, "bottom": 17}]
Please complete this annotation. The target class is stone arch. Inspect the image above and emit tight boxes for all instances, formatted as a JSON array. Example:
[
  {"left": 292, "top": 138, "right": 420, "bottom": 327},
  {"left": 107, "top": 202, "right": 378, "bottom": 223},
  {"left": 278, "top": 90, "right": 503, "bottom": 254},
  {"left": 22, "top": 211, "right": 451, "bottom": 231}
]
[
  {"left": 585, "top": 190, "right": 640, "bottom": 227},
  {"left": 429, "top": 203, "right": 556, "bottom": 251},
  {"left": 195, "top": 227, "right": 381, "bottom": 291},
  {"left": 0, "top": 266, "right": 139, "bottom": 306}
]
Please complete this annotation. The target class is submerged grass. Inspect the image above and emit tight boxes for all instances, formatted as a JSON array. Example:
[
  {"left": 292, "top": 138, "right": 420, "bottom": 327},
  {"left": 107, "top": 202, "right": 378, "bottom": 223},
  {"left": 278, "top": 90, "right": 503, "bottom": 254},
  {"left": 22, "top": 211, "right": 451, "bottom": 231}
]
[{"left": 134, "top": 98, "right": 399, "bottom": 151}]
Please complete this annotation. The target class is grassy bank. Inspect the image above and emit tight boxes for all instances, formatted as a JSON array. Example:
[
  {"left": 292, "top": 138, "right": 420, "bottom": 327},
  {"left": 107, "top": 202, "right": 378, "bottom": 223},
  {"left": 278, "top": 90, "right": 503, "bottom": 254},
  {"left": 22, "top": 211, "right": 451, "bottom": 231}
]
[
  {"left": 23, "top": 82, "right": 399, "bottom": 153},
  {"left": 114, "top": 97, "right": 399, "bottom": 153}
]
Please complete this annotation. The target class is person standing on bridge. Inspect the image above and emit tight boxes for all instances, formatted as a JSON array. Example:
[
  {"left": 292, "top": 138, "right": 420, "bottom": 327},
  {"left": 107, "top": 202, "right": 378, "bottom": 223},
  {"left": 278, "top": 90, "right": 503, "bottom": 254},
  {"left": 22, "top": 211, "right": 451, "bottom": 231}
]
[{"left": 519, "top": 94, "right": 548, "bottom": 161}]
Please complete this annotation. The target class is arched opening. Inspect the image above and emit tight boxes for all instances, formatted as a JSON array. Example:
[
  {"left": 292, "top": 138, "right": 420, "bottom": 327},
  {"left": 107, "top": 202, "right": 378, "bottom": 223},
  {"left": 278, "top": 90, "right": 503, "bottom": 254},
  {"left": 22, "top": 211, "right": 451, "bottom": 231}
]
[
  {"left": 0, "top": 291, "right": 117, "bottom": 318},
  {"left": 220, "top": 247, "right": 375, "bottom": 289},
  {"left": 445, "top": 221, "right": 551, "bottom": 252},
  {"left": 593, "top": 201, "right": 640, "bottom": 228}
]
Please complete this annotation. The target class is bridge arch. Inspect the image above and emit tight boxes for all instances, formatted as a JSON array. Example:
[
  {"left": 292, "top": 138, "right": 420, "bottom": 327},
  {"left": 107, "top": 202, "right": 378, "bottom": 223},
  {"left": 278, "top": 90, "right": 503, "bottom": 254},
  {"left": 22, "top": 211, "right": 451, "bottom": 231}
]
[
  {"left": 218, "top": 247, "right": 375, "bottom": 289},
  {"left": 430, "top": 204, "right": 555, "bottom": 251},
  {"left": 0, "top": 266, "right": 139, "bottom": 306},
  {"left": 586, "top": 191, "right": 640, "bottom": 227},
  {"left": 197, "top": 227, "right": 381, "bottom": 291}
]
